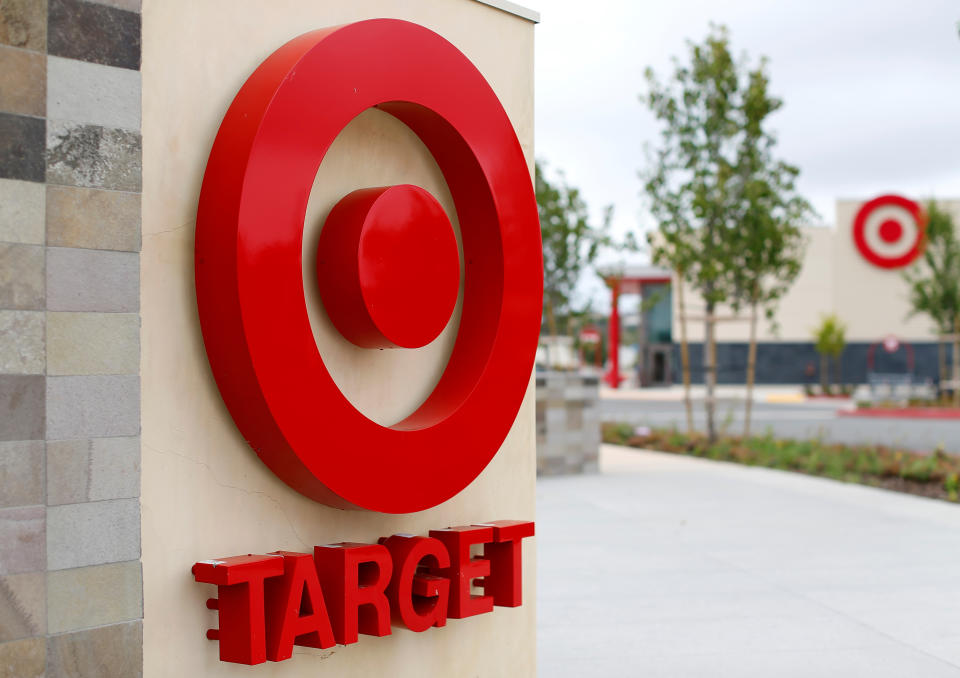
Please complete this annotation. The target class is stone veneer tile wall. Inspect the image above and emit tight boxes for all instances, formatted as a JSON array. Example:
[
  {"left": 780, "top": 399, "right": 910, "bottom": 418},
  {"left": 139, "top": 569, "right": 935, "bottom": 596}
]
[
  {"left": 535, "top": 372, "right": 601, "bottom": 475},
  {"left": 0, "top": 0, "right": 142, "bottom": 675}
]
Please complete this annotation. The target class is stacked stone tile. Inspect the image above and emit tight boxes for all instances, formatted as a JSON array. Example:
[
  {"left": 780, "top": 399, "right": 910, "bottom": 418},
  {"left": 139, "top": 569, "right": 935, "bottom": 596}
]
[
  {"left": 0, "top": 1, "right": 142, "bottom": 676},
  {"left": 535, "top": 372, "right": 601, "bottom": 475}
]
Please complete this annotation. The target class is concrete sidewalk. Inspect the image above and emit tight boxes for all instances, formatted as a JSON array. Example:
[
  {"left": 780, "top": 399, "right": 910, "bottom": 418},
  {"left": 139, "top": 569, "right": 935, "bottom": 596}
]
[{"left": 537, "top": 446, "right": 960, "bottom": 677}]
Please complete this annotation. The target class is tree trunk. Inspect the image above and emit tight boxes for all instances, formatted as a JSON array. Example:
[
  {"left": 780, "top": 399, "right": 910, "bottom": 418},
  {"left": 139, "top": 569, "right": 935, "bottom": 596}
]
[
  {"left": 953, "top": 316, "right": 959, "bottom": 407},
  {"left": 744, "top": 302, "right": 758, "bottom": 438},
  {"left": 704, "top": 300, "right": 717, "bottom": 443},
  {"left": 676, "top": 274, "right": 693, "bottom": 434}
]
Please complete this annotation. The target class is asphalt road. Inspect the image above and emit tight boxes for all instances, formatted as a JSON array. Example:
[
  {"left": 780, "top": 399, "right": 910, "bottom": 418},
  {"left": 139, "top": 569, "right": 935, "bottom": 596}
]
[{"left": 600, "top": 398, "right": 960, "bottom": 453}]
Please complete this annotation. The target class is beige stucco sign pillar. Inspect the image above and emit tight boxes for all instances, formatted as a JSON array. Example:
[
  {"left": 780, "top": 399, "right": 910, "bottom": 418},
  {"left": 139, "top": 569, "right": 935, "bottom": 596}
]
[{"left": 141, "top": 0, "right": 538, "bottom": 675}]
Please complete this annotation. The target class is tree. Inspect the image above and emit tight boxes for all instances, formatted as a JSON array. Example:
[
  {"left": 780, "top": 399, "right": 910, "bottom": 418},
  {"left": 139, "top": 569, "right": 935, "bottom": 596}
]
[
  {"left": 726, "top": 63, "right": 813, "bottom": 436},
  {"left": 643, "top": 25, "right": 810, "bottom": 441},
  {"left": 812, "top": 314, "right": 846, "bottom": 394},
  {"left": 646, "top": 229, "right": 696, "bottom": 433},
  {"left": 903, "top": 201, "right": 960, "bottom": 404},
  {"left": 643, "top": 26, "right": 738, "bottom": 443},
  {"left": 536, "top": 161, "right": 613, "bottom": 367}
]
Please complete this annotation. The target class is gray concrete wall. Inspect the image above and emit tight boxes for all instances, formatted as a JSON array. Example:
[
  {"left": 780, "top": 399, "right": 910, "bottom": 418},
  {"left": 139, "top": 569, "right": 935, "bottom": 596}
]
[{"left": 536, "top": 372, "right": 601, "bottom": 475}]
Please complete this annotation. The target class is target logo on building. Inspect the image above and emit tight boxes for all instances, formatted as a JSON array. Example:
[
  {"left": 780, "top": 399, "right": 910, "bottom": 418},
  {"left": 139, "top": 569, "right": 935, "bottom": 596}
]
[
  {"left": 194, "top": 19, "right": 543, "bottom": 514},
  {"left": 852, "top": 194, "right": 927, "bottom": 269}
]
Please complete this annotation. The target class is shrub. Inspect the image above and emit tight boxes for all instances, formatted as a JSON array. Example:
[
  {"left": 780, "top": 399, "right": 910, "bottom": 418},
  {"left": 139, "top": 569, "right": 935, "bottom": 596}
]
[{"left": 945, "top": 473, "right": 959, "bottom": 502}]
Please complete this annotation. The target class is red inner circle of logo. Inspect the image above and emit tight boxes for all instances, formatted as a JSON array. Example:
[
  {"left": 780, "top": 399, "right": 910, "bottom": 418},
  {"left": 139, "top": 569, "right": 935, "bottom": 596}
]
[
  {"left": 317, "top": 185, "right": 460, "bottom": 349},
  {"left": 878, "top": 219, "right": 903, "bottom": 244}
]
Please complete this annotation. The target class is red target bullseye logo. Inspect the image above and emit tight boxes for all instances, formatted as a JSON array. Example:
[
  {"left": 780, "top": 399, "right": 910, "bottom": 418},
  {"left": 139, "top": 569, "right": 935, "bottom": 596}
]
[
  {"left": 195, "top": 20, "right": 543, "bottom": 513},
  {"left": 852, "top": 194, "right": 926, "bottom": 269}
]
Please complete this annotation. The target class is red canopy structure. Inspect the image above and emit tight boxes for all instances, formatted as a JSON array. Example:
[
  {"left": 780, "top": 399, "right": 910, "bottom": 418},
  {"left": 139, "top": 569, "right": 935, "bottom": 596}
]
[{"left": 600, "top": 266, "right": 672, "bottom": 388}]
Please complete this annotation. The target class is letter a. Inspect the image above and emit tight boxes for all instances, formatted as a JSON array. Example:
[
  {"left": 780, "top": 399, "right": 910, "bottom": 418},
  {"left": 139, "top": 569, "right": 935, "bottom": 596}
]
[{"left": 265, "top": 551, "right": 336, "bottom": 661}]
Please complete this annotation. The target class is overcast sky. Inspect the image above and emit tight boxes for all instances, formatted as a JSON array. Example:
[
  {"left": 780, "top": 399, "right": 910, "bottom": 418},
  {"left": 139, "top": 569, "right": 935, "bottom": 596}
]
[{"left": 534, "top": 0, "right": 960, "bottom": 308}]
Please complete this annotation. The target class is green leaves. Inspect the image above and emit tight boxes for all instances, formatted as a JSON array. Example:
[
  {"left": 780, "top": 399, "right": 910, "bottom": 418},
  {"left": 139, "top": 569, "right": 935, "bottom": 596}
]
[
  {"left": 536, "top": 161, "right": 615, "bottom": 335},
  {"left": 812, "top": 313, "right": 846, "bottom": 358},
  {"left": 903, "top": 201, "right": 960, "bottom": 334},
  {"left": 641, "top": 24, "right": 812, "bottom": 319}
]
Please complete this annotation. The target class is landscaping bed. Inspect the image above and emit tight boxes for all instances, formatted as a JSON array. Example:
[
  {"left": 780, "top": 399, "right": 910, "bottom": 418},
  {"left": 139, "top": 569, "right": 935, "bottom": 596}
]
[{"left": 602, "top": 423, "right": 960, "bottom": 503}]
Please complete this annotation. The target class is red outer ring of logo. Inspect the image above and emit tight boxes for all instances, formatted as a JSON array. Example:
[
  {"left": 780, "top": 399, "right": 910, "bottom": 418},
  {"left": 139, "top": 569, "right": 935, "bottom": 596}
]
[
  {"left": 852, "top": 194, "right": 925, "bottom": 269},
  {"left": 195, "top": 20, "right": 543, "bottom": 513}
]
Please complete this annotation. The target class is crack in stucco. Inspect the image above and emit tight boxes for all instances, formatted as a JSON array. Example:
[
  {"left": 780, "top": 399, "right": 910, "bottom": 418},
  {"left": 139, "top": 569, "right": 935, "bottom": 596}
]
[
  {"left": 291, "top": 648, "right": 337, "bottom": 661},
  {"left": 144, "top": 222, "right": 191, "bottom": 238},
  {"left": 142, "top": 442, "right": 311, "bottom": 550}
]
